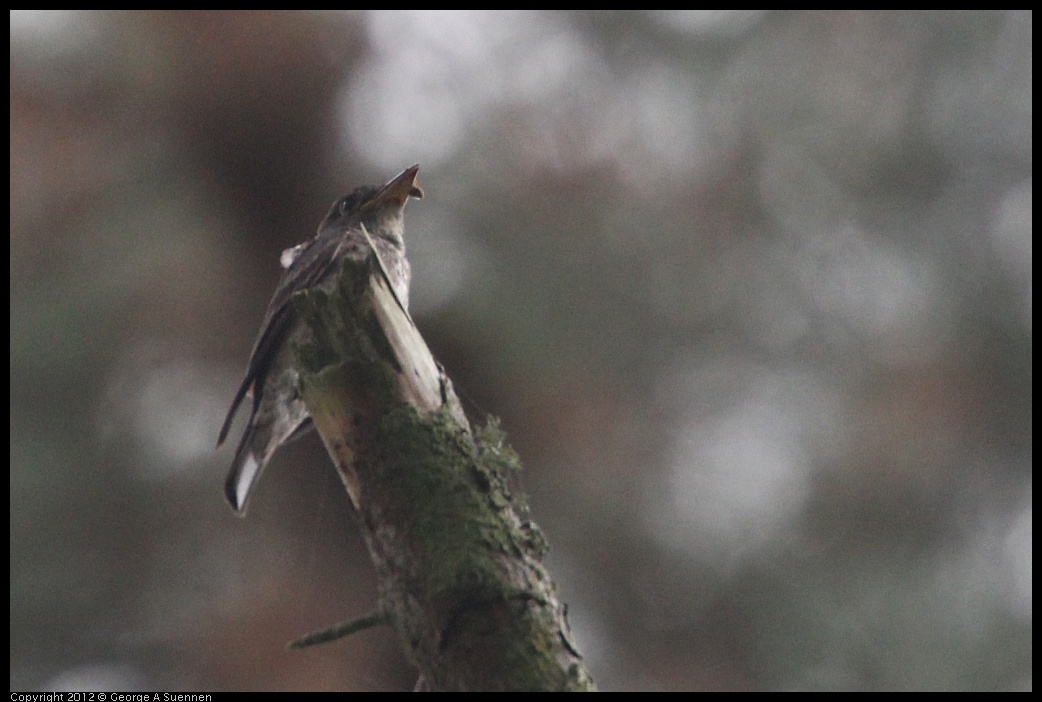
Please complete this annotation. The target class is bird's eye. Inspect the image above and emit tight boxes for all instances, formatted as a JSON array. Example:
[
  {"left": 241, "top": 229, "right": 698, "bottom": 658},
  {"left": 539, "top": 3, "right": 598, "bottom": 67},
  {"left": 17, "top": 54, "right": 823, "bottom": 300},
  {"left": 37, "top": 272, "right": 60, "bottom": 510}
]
[{"left": 338, "top": 198, "right": 351, "bottom": 216}]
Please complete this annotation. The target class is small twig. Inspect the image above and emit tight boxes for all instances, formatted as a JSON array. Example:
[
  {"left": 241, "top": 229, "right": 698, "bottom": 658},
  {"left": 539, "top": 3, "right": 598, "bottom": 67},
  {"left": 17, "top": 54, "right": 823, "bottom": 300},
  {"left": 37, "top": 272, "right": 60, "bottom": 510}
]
[{"left": 286, "top": 609, "right": 390, "bottom": 650}]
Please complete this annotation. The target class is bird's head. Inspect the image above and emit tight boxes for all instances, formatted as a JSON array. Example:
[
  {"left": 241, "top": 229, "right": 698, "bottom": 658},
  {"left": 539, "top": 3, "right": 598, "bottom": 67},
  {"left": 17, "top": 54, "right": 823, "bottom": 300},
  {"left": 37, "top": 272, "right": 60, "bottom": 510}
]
[{"left": 320, "top": 165, "right": 423, "bottom": 246}]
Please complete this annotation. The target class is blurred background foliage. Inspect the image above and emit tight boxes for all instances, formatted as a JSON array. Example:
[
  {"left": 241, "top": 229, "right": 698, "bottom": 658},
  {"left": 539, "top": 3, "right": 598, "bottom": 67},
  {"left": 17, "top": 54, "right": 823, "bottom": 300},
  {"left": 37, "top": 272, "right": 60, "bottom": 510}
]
[{"left": 10, "top": 10, "right": 1031, "bottom": 691}]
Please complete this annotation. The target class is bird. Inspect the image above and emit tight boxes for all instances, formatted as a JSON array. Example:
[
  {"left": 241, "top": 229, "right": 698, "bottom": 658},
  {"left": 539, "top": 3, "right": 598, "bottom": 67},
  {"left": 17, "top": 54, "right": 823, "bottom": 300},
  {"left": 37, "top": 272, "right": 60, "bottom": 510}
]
[{"left": 217, "top": 165, "right": 424, "bottom": 514}]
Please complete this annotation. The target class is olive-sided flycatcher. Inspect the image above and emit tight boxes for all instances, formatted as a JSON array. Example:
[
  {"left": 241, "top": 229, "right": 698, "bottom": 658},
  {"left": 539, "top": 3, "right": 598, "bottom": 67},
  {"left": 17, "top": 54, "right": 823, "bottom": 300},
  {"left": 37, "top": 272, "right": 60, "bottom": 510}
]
[{"left": 217, "top": 165, "right": 423, "bottom": 514}]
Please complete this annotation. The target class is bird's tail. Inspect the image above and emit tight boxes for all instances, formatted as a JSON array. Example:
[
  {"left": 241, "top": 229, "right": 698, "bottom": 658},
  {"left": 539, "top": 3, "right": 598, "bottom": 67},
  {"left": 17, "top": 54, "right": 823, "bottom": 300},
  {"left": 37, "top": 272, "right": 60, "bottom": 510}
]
[
  {"left": 224, "top": 412, "right": 314, "bottom": 515},
  {"left": 225, "top": 423, "right": 265, "bottom": 515}
]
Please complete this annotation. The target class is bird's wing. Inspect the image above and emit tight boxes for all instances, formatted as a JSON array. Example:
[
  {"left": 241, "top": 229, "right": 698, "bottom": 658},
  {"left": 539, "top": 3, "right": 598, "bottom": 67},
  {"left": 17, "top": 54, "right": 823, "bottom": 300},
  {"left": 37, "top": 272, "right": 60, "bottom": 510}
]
[
  {"left": 359, "top": 223, "right": 412, "bottom": 321},
  {"left": 216, "top": 234, "right": 345, "bottom": 447}
]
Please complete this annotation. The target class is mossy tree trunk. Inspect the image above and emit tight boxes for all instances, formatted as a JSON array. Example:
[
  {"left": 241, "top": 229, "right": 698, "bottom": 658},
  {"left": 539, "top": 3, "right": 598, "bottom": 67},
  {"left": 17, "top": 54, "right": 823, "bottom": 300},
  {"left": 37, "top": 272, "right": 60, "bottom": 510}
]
[{"left": 290, "top": 255, "right": 594, "bottom": 691}]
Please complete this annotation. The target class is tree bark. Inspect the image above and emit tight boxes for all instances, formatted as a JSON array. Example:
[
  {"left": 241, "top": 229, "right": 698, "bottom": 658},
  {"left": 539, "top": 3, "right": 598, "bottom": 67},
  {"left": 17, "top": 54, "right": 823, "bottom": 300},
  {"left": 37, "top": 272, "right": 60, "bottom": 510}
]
[{"left": 291, "top": 255, "right": 594, "bottom": 691}]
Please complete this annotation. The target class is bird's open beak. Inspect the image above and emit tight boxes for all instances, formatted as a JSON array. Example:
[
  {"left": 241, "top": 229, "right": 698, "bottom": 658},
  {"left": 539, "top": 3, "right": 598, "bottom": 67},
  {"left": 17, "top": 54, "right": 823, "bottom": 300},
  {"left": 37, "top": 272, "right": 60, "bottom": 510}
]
[{"left": 368, "top": 164, "right": 423, "bottom": 210}]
